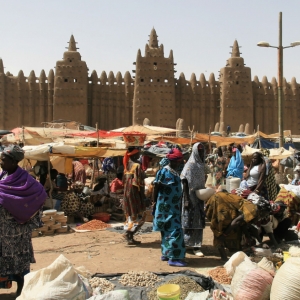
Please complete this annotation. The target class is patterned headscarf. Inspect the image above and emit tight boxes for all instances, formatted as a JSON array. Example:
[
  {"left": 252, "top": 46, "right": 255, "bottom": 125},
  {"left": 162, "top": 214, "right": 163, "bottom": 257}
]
[
  {"left": 180, "top": 142, "right": 206, "bottom": 191},
  {"left": 102, "top": 157, "right": 115, "bottom": 173},
  {"left": 159, "top": 158, "right": 170, "bottom": 168},
  {"left": 166, "top": 148, "right": 183, "bottom": 161},
  {"left": 2, "top": 145, "right": 25, "bottom": 162},
  {"left": 73, "top": 181, "right": 84, "bottom": 189}
]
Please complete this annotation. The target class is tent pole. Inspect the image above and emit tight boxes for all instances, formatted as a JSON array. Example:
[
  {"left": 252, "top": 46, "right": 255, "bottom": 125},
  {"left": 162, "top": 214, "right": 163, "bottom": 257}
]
[
  {"left": 95, "top": 123, "right": 99, "bottom": 190},
  {"left": 90, "top": 158, "right": 96, "bottom": 189},
  {"left": 96, "top": 122, "right": 99, "bottom": 147},
  {"left": 208, "top": 126, "right": 212, "bottom": 154},
  {"left": 22, "top": 126, "right": 25, "bottom": 146},
  {"left": 47, "top": 157, "right": 53, "bottom": 209}
]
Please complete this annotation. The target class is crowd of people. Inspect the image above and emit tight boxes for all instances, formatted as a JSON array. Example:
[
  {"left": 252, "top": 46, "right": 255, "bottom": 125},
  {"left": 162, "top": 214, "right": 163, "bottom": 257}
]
[
  {"left": 149, "top": 143, "right": 300, "bottom": 266},
  {"left": 1, "top": 141, "right": 300, "bottom": 295}
]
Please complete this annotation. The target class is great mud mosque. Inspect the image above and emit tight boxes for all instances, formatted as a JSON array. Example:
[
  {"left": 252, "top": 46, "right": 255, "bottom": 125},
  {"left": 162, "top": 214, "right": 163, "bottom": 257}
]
[{"left": 0, "top": 28, "right": 299, "bottom": 134}]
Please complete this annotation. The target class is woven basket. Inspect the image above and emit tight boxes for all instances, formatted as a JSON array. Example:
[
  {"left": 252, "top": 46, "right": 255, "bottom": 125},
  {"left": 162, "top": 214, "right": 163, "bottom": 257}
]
[{"left": 123, "top": 133, "right": 146, "bottom": 147}]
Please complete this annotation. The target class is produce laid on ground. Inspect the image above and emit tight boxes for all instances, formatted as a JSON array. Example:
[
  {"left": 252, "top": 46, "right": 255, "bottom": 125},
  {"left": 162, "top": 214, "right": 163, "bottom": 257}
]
[
  {"left": 119, "top": 271, "right": 162, "bottom": 288},
  {"left": 32, "top": 210, "right": 68, "bottom": 237},
  {"left": 75, "top": 219, "right": 111, "bottom": 230},
  {"left": 147, "top": 275, "right": 204, "bottom": 300},
  {"left": 208, "top": 267, "right": 232, "bottom": 285},
  {"left": 88, "top": 277, "right": 115, "bottom": 294}
]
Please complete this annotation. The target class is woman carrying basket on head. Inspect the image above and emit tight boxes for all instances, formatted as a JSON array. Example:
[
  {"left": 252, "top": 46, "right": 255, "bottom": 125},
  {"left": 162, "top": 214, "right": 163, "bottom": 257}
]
[{"left": 122, "top": 147, "right": 146, "bottom": 245}]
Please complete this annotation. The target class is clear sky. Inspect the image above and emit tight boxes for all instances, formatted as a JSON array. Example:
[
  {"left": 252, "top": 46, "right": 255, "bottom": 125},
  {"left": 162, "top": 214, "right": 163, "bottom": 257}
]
[{"left": 0, "top": 0, "right": 299, "bottom": 83}]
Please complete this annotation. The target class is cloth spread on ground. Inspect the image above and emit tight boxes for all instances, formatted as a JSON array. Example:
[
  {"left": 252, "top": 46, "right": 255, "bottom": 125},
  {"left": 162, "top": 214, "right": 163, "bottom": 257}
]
[
  {"left": 0, "top": 167, "right": 47, "bottom": 224},
  {"left": 92, "top": 270, "right": 224, "bottom": 300}
]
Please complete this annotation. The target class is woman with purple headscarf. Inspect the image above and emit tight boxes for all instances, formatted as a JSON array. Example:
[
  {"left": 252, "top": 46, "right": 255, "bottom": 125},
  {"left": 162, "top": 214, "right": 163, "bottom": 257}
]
[{"left": 0, "top": 145, "right": 47, "bottom": 296}]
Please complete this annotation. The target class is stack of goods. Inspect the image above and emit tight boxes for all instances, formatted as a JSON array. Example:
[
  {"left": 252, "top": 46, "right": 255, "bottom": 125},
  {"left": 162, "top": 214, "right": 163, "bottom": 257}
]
[
  {"left": 53, "top": 211, "right": 68, "bottom": 233},
  {"left": 36, "top": 210, "right": 68, "bottom": 236}
]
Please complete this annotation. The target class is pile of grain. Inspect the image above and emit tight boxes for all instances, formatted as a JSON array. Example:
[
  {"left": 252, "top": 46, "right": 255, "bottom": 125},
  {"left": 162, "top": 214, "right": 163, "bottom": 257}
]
[
  {"left": 76, "top": 219, "right": 111, "bottom": 230},
  {"left": 89, "top": 277, "right": 115, "bottom": 293},
  {"left": 119, "top": 271, "right": 162, "bottom": 288},
  {"left": 208, "top": 267, "right": 232, "bottom": 285}
]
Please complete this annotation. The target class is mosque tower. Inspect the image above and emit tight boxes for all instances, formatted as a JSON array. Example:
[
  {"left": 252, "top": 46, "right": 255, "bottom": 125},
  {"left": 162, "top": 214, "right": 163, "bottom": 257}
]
[
  {"left": 53, "top": 35, "right": 88, "bottom": 124},
  {"left": 219, "top": 40, "right": 253, "bottom": 132},
  {"left": 132, "top": 28, "right": 176, "bottom": 127}
]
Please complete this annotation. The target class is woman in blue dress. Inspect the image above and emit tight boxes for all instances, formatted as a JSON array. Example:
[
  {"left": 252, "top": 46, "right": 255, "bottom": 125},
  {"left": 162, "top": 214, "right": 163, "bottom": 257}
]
[{"left": 153, "top": 148, "right": 187, "bottom": 267}]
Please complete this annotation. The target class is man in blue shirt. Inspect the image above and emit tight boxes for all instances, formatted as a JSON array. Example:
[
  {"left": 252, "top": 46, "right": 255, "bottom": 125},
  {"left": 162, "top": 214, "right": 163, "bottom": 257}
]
[{"left": 226, "top": 125, "right": 231, "bottom": 136}]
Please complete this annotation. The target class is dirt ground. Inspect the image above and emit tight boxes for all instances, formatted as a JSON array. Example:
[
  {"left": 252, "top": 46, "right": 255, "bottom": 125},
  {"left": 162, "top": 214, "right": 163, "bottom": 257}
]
[{"left": 0, "top": 223, "right": 223, "bottom": 299}]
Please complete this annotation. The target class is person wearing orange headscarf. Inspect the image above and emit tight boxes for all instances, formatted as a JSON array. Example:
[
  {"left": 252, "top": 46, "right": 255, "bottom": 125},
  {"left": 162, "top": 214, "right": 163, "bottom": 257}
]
[{"left": 122, "top": 147, "right": 146, "bottom": 245}]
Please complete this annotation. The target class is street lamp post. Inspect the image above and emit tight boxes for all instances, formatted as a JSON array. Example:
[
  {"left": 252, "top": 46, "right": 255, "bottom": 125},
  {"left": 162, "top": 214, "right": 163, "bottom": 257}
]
[
  {"left": 278, "top": 12, "right": 284, "bottom": 149},
  {"left": 257, "top": 12, "right": 300, "bottom": 148}
]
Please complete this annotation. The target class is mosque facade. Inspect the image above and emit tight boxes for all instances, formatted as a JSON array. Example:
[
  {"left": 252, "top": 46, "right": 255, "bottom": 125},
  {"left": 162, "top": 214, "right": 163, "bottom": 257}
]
[{"left": 0, "top": 29, "right": 299, "bottom": 134}]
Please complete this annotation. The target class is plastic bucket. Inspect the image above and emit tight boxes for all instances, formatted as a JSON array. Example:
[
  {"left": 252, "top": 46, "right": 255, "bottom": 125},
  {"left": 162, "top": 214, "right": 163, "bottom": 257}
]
[
  {"left": 283, "top": 251, "right": 290, "bottom": 261},
  {"left": 157, "top": 284, "right": 180, "bottom": 300}
]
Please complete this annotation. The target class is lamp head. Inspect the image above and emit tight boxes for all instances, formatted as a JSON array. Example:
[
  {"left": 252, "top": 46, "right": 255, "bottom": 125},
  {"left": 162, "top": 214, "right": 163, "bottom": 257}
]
[
  {"left": 257, "top": 41, "right": 270, "bottom": 47},
  {"left": 290, "top": 41, "right": 300, "bottom": 47}
]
